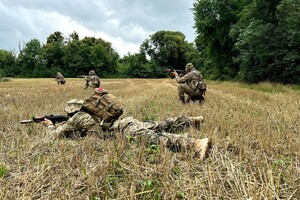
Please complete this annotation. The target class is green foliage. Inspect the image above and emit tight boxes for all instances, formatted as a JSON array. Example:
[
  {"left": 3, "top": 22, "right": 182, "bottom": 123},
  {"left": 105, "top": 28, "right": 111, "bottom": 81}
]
[
  {"left": 147, "top": 144, "right": 159, "bottom": 154},
  {"left": 194, "top": 0, "right": 300, "bottom": 83},
  {"left": 0, "top": 49, "right": 16, "bottom": 77},
  {"left": 16, "top": 39, "right": 44, "bottom": 77},
  {"left": 64, "top": 36, "right": 119, "bottom": 77},
  {"left": 118, "top": 53, "right": 150, "bottom": 78},
  {"left": 144, "top": 179, "right": 153, "bottom": 190},
  {"left": 176, "top": 191, "right": 185, "bottom": 199},
  {"left": 233, "top": 0, "right": 300, "bottom": 83},
  {"left": 0, "top": 27, "right": 212, "bottom": 80},
  {"left": 140, "top": 30, "right": 196, "bottom": 71},
  {"left": 239, "top": 81, "right": 300, "bottom": 93},
  {"left": 2, "top": 31, "right": 120, "bottom": 78},
  {"left": 0, "top": 166, "right": 8, "bottom": 178},
  {"left": 193, "top": 0, "right": 241, "bottom": 80},
  {"left": 1, "top": 2, "right": 299, "bottom": 83},
  {"left": 233, "top": 20, "right": 276, "bottom": 82}
]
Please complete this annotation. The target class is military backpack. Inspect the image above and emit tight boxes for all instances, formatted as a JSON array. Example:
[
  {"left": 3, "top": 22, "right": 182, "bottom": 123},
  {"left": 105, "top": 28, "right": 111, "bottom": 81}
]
[
  {"left": 82, "top": 88, "right": 123, "bottom": 123},
  {"left": 189, "top": 71, "right": 202, "bottom": 91}
]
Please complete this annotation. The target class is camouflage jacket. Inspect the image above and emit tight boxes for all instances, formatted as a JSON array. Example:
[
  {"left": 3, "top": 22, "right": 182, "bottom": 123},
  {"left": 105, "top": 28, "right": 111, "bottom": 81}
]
[
  {"left": 46, "top": 112, "right": 196, "bottom": 149},
  {"left": 175, "top": 69, "right": 203, "bottom": 90},
  {"left": 85, "top": 75, "right": 100, "bottom": 88},
  {"left": 56, "top": 73, "right": 64, "bottom": 82}
]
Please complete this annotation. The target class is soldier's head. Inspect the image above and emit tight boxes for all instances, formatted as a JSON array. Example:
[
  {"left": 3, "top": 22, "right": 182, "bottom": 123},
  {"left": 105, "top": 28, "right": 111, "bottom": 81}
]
[
  {"left": 185, "top": 63, "right": 194, "bottom": 72},
  {"left": 57, "top": 72, "right": 61, "bottom": 75},
  {"left": 89, "top": 70, "right": 96, "bottom": 76},
  {"left": 64, "top": 99, "right": 83, "bottom": 117}
]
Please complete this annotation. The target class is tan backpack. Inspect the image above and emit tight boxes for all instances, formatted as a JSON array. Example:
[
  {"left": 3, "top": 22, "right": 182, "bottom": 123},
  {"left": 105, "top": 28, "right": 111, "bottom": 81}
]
[{"left": 82, "top": 88, "right": 123, "bottom": 122}]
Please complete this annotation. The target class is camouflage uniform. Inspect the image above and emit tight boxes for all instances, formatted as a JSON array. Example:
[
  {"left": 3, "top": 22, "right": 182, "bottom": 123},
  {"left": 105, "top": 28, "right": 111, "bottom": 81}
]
[
  {"left": 55, "top": 72, "right": 65, "bottom": 84},
  {"left": 85, "top": 70, "right": 100, "bottom": 89},
  {"left": 46, "top": 112, "right": 197, "bottom": 150},
  {"left": 175, "top": 63, "right": 204, "bottom": 104}
]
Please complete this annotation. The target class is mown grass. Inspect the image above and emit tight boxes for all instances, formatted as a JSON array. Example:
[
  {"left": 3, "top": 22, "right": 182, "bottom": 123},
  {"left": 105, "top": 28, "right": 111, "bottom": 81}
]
[{"left": 0, "top": 78, "right": 299, "bottom": 199}]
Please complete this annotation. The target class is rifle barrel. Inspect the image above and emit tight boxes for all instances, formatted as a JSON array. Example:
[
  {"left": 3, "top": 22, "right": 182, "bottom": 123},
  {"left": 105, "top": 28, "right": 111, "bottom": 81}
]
[{"left": 20, "top": 120, "right": 34, "bottom": 124}]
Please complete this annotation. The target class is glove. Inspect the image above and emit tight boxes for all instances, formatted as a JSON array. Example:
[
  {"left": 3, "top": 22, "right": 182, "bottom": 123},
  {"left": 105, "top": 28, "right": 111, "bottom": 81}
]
[
  {"left": 41, "top": 118, "right": 54, "bottom": 127},
  {"left": 171, "top": 71, "right": 178, "bottom": 77}
]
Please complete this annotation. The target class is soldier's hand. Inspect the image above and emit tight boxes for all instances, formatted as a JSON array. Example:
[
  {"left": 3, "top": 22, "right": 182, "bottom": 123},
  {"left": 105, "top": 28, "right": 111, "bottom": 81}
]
[
  {"left": 178, "top": 72, "right": 184, "bottom": 77},
  {"left": 171, "top": 71, "right": 178, "bottom": 77},
  {"left": 41, "top": 118, "right": 53, "bottom": 127}
]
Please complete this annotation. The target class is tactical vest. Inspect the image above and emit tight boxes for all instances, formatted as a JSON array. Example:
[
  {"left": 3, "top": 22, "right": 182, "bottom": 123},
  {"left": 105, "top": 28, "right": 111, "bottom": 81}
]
[{"left": 188, "top": 70, "right": 202, "bottom": 91}]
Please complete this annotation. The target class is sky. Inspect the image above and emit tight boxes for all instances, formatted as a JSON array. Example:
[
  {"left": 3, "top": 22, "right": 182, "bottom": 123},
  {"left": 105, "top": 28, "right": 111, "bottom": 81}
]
[{"left": 0, "top": 0, "right": 196, "bottom": 57}]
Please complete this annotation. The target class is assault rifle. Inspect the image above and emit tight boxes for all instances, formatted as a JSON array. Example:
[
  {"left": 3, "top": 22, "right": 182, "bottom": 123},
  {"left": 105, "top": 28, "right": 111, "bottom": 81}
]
[
  {"left": 20, "top": 115, "right": 68, "bottom": 124},
  {"left": 164, "top": 69, "right": 186, "bottom": 79},
  {"left": 76, "top": 75, "right": 90, "bottom": 78},
  {"left": 76, "top": 75, "right": 91, "bottom": 89}
]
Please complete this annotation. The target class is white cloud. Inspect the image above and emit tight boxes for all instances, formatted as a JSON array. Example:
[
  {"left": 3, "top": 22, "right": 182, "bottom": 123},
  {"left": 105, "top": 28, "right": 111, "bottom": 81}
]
[{"left": 0, "top": 0, "right": 195, "bottom": 57}]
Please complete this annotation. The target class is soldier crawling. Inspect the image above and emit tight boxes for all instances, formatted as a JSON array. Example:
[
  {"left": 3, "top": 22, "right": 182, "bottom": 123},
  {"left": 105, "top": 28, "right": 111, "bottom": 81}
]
[
  {"left": 40, "top": 88, "right": 211, "bottom": 161},
  {"left": 171, "top": 63, "right": 206, "bottom": 104},
  {"left": 84, "top": 70, "right": 100, "bottom": 89},
  {"left": 55, "top": 72, "right": 65, "bottom": 84}
]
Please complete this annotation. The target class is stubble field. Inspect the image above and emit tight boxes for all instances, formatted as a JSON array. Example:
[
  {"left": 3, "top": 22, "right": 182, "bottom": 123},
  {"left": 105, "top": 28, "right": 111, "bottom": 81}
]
[{"left": 0, "top": 78, "right": 299, "bottom": 199}]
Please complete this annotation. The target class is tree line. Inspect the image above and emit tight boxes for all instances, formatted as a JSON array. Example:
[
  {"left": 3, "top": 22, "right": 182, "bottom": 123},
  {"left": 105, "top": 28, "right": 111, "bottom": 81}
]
[{"left": 0, "top": 0, "right": 299, "bottom": 83}]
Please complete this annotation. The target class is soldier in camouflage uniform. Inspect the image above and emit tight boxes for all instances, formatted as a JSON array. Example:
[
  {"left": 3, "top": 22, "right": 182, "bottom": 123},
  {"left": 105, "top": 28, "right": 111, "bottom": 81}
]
[
  {"left": 84, "top": 70, "right": 100, "bottom": 89},
  {"left": 41, "top": 99, "right": 211, "bottom": 160},
  {"left": 172, "top": 63, "right": 205, "bottom": 104},
  {"left": 55, "top": 72, "right": 65, "bottom": 84}
]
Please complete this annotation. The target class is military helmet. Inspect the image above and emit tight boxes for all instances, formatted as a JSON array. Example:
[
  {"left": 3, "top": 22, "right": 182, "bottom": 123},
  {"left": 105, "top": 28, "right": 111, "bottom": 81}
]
[
  {"left": 64, "top": 99, "right": 83, "bottom": 114},
  {"left": 89, "top": 70, "right": 96, "bottom": 76},
  {"left": 185, "top": 63, "right": 194, "bottom": 72}
]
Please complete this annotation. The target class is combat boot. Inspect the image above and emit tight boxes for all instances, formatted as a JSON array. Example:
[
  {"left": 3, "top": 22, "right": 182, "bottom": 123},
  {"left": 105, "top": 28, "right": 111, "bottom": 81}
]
[
  {"left": 179, "top": 96, "right": 186, "bottom": 104},
  {"left": 189, "top": 116, "right": 204, "bottom": 129},
  {"left": 194, "top": 138, "right": 211, "bottom": 161},
  {"left": 186, "top": 96, "right": 191, "bottom": 104}
]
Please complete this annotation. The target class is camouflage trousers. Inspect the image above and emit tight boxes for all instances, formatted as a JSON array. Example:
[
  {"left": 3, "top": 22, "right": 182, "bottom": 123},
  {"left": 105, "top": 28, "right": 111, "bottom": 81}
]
[
  {"left": 56, "top": 78, "right": 65, "bottom": 84},
  {"left": 47, "top": 112, "right": 196, "bottom": 150},
  {"left": 178, "top": 83, "right": 203, "bottom": 103},
  {"left": 111, "top": 115, "right": 196, "bottom": 150}
]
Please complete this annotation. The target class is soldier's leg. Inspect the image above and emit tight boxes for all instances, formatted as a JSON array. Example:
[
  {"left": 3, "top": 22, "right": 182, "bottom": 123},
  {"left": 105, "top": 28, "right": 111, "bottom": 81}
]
[
  {"left": 111, "top": 117, "right": 210, "bottom": 159},
  {"left": 95, "top": 81, "right": 100, "bottom": 88},
  {"left": 111, "top": 117, "right": 156, "bottom": 137},
  {"left": 177, "top": 84, "right": 187, "bottom": 103},
  {"left": 178, "top": 84, "right": 197, "bottom": 104},
  {"left": 186, "top": 96, "right": 191, "bottom": 103},
  {"left": 192, "top": 91, "right": 205, "bottom": 104},
  {"left": 85, "top": 81, "right": 89, "bottom": 89},
  {"left": 111, "top": 117, "right": 161, "bottom": 145},
  {"left": 185, "top": 89, "right": 205, "bottom": 104},
  {"left": 155, "top": 115, "right": 204, "bottom": 132},
  {"left": 111, "top": 117, "right": 192, "bottom": 149},
  {"left": 158, "top": 132, "right": 211, "bottom": 160}
]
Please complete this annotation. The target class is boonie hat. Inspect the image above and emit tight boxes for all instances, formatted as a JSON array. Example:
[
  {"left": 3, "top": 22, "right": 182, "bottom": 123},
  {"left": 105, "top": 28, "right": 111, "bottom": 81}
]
[{"left": 64, "top": 99, "right": 83, "bottom": 114}]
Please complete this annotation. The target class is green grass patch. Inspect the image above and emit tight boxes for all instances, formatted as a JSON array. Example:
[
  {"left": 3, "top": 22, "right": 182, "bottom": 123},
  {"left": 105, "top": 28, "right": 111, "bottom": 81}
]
[
  {"left": 0, "top": 166, "right": 9, "bottom": 178},
  {"left": 240, "top": 82, "right": 300, "bottom": 93}
]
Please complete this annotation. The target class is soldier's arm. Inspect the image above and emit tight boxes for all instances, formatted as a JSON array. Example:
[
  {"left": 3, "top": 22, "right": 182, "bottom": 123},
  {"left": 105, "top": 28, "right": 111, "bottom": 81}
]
[
  {"left": 84, "top": 76, "right": 91, "bottom": 81},
  {"left": 44, "top": 118, "right": 78, "bottom": 138},
  {"left": 200, "top": 73, "right": 203, "bottom": 81},
  {"left": 175, "top": 72, "right": 193, "bottom": 84},
  {"left": 48, "top": 112, "right": 99, "bottom": 137}
]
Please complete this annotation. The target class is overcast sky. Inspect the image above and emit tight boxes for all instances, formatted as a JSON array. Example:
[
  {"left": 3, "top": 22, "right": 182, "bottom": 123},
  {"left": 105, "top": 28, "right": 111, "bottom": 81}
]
[{"left": 0, "top": 0, "right": 196, "bottom": 57}]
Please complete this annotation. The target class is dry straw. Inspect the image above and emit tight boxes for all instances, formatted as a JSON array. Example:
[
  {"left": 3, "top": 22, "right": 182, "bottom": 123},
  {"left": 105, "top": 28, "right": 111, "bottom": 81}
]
[{"left": 0, "top": 78, "right": 299, "bottom": 199}]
